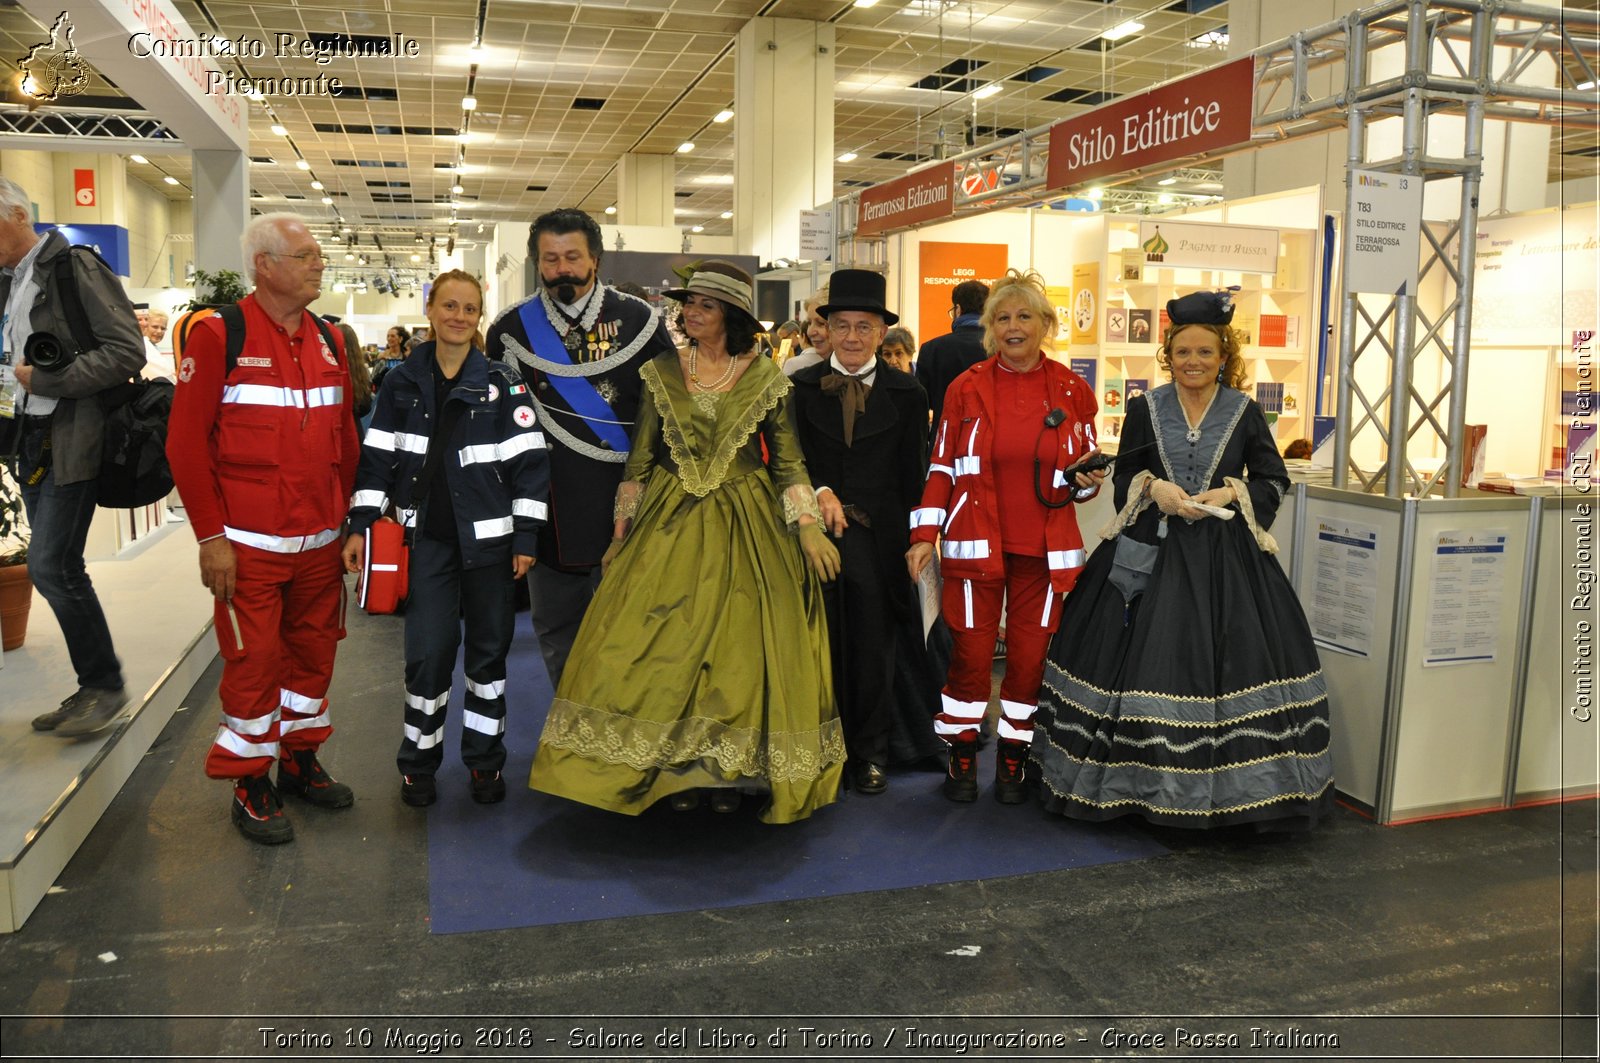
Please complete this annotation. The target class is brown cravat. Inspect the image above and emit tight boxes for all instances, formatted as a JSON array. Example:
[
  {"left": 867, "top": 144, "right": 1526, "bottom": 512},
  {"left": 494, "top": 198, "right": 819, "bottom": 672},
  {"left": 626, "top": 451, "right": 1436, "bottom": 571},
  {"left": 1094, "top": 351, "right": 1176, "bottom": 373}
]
[{"left": 820, "top": 372, "right": 869, "bottom": 446}]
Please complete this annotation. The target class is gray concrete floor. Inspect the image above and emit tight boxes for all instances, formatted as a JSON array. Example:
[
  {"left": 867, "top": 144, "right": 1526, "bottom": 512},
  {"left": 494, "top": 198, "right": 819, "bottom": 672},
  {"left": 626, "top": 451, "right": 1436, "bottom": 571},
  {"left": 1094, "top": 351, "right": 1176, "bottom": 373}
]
[{"left": 0, "top": 602, "right": 1595, "bottom": 1061}]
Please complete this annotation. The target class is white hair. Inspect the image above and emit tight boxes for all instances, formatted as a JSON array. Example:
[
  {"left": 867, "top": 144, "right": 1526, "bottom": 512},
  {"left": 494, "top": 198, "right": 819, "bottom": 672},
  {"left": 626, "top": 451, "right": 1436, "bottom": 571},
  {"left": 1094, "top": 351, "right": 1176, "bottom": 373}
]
[
  {"left": 0, "top": 176, "right": 32, "bottom": 216},
  {"left": 240, "top": 212, "right": 308, "bottom": 284}
]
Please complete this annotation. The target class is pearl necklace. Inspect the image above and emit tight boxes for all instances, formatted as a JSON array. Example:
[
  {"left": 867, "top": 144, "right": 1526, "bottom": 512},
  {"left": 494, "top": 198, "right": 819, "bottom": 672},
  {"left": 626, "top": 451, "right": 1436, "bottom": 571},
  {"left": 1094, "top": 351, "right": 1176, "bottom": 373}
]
[{"left": 688, "top": 343, "right": 739, "bottom": 392}]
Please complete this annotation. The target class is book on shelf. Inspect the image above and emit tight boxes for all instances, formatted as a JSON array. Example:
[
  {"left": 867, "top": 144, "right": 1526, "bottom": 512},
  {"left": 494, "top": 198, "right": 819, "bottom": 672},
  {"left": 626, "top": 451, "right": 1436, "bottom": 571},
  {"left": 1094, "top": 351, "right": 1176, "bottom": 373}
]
[
  {"left": 1104, "top": 376, "right": 1125, "bottom": 414},
  {"left": 1281, "top": 382, "right": 1301, "bottom": 416},
  {"left": 1069, "top": 357, "right": 1097, "bottom": 393},
  {"left": 1284, "top": 315, "right": 1301, "bottom": 348},
  {"left": 1119, "top": 248, "right": 1144, "bottom": 282},
  {"left": 1157, "top": 308, "right": 1170, "bottom": 339},
  {"left": 1106, "top": 308, "right": 1128, "bottom": 343},
  {"left": 1259, "top": 314, "right": 1288, "bottom": 347},
  {"left": 1127, "top": 309, "right": 1153, "bottom": 345},
  {"left": 1124, "top": 377, "right": 1149, "bottom": 403},
  {"left": 1255, "top": 381, "right": 1285, "bottom": 413}
]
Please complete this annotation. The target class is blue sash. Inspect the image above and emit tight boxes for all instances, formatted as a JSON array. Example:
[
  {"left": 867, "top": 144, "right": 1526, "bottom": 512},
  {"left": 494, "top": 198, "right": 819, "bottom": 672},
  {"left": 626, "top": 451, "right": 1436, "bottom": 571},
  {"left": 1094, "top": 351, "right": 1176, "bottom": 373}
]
[{"left": 517, "top": 300, "right": 632, "bottom": 452}]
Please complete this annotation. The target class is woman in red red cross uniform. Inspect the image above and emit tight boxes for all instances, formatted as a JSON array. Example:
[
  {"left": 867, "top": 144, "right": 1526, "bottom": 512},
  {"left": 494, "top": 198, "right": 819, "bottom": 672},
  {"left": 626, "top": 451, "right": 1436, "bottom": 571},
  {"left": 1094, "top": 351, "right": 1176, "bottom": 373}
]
[{"left": 907, "top": 269, "right": 1105, "bottom": 805}]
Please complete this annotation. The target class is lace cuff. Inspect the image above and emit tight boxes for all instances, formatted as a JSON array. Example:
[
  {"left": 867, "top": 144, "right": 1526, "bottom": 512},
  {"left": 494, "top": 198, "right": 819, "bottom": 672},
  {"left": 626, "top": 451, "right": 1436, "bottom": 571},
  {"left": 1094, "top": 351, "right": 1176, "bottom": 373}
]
[
  {"left": 1098, "top": 470, "right": 1158, "bottom": 540},
  {"left": 613, "top": 480, "right": 644, "bottom": 524},
  {"left": 782, "top": 483, "right": 823, "bottom": 528},
  {"left": 1225, "top": 476, "right": 1279, "bottom": 554}
]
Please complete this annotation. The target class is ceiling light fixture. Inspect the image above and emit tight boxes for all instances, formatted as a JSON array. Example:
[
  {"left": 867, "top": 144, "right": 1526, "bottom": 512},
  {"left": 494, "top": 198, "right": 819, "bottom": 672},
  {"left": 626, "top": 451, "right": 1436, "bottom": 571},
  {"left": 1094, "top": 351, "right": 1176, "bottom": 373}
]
[
  {"left": 311, "top": 180, "right": 324, "bottom": 190},
  {"left": 461, "top": 95, "right": 477, "bottom": 110},
  {"left": 691, "top": 225, "right": 705, "bottom": 233},
  {"left": 720, "top": 211, "right": 733, "bottom": 219},
  {"left": 1157, "top": 193, "right": 1174, "bottom": 205},
  {"left": 1157, "top": 176, "right": 1178, "bottom": 186},
  {"left": 321, "top": 197, "right": 333, "bottom": 205},
  {"left": 678, "top": 141, "right": 696, "bottom": 153},
  {"left": 451, "top": 183, "right": 465, "bottom": 194},
  {"left": 836, "top": 151, "right": 858, "bottom": 163},
  {"left": 973, "top": 83, "right": 1002, "bottom": 100},
  {"left": 163, "top": 176, "right": 179, "bottom": 186},
  {"left": 296, "top": 159, "right": 311, "bottom": 171},
  {"left": 1086, "top": 186, "right": 1104, "bottom": 199},
  {"left": 1101, "top": 20, "right": 1144, "bottom": 42},
  {"left": 854, "top": 0, "right": 879, "bottom": 7},
  {"left": 456, "top": 130, "right": 471, "bottom": 144},
  {"left": 130, "top": 154, "right": 148, "bottom": 165},
  {"left": 713, "top": 109, "right": 734, "bottom": 123},
  {"left": 270, "top": 124, "right": 288, "bottom": 136},
  {"left": 1577, "top": 80, "right": 1598, "bottom": 91},
  {"left": 604, "top": 205, "right": 617, "bottom": 215}
]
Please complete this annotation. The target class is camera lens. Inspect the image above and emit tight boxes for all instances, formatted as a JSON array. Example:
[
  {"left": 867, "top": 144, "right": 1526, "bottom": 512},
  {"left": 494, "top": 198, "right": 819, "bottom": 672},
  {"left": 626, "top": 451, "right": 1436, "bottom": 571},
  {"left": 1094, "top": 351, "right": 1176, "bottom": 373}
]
[{"left": 23, "top": 331, "right": 73, "bottom": 372}]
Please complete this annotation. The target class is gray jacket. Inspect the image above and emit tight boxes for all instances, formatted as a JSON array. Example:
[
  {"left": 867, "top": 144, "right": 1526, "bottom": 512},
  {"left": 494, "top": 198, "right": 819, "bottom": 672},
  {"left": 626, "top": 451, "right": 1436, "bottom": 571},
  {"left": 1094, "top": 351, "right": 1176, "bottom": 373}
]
[{"left": 1, "top": 230, "right": 145, "bottom": 485}]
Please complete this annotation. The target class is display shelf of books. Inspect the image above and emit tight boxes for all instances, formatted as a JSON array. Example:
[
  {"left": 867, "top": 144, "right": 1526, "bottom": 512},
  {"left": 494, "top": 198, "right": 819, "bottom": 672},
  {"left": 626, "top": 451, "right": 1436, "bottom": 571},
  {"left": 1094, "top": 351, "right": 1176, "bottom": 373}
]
[{"left": 1092, "top": 222, "right": 1317, "bottom": 447}]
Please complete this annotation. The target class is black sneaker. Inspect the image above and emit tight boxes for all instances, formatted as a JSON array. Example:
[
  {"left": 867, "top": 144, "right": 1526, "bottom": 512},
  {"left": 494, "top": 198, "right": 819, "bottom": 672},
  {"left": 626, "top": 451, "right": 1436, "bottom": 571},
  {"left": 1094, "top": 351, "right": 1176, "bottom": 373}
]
[
  {"left": 32, "top": 692, "right": 81, "bottom": 732},
  {"left": 994, "top": 739, "right": 1030, "bottom": 805},
  {"left": 52, "top": 687, "right": 129, "bottom": 738},
  {"left": 942, "top": 739, "right": 979, "bottom": 803},
  {"left": 401, "top": 774, "right": 437, "bottom": 807},
  {"left": 469, "top": 769, "right": 506, "bottom": 805},
  {"left": 232, "top": 774, "right": 293, "bottom": 845},
  {"left": 277, "top": 749, "right": 354, "bottom": 808}
]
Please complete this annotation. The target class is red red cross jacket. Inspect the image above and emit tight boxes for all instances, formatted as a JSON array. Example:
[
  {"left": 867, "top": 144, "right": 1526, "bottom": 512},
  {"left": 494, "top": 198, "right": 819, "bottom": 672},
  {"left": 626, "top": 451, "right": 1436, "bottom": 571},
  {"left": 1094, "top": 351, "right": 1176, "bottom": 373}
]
[
  {"left": 910, "top": 357, "right": 1099, "bottom": 594},
  {"left": 167, "top": 295, "right": 359, "bottom": 549}
]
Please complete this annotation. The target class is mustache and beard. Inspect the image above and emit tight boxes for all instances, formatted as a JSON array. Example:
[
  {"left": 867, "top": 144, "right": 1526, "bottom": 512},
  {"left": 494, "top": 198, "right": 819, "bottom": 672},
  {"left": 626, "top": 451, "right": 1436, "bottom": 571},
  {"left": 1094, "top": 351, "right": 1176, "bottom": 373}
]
[{"left": 544, "top": 268, "right": 594, "bottom": 305}]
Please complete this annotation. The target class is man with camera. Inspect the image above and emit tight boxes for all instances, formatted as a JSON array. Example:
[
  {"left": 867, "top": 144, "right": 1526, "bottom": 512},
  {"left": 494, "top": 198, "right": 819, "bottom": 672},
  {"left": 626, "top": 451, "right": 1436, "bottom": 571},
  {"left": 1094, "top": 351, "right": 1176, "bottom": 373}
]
[{"left": 0, "top": 175, "right": 146, "bottom": 737}]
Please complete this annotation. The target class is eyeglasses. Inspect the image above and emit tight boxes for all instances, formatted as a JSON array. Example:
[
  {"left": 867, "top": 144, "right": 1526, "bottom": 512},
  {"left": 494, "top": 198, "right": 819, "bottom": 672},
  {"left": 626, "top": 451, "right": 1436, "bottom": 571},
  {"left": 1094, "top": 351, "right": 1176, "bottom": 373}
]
[
  {"left": 827, "top": 320, "right": 882, "bottom": 338},
  {"left": 266, "top": 250, "right": 327, "bottom": 265}
]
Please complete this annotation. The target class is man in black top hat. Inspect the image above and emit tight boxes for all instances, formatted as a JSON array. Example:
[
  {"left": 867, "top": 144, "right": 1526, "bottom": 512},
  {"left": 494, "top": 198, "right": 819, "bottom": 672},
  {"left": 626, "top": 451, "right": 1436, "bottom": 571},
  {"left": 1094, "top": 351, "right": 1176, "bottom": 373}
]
[
  {"left": 789, "top": 269, "right": 930, "bottom": 794},
  {"left": 486, "top": 208, "right": 675, "bottom": 691}
]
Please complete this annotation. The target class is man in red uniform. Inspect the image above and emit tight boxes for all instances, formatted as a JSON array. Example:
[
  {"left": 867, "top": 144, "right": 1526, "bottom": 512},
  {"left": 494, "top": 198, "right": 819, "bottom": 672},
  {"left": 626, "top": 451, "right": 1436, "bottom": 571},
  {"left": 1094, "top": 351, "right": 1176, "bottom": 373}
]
[{"left": 167, "top": 213, "right": 359, "bottom": 845}]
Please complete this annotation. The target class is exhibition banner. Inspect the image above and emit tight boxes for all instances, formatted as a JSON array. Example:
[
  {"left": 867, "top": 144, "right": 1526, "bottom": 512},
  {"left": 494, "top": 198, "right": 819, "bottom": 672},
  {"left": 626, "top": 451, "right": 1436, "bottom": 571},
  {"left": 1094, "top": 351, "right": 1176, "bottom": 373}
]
[
  {"left": 858, "top": 165, "right": 955, "bottom": 236},
  {"left": 1456, "top": 206, "right": 1599, "bottom": 346},
  {"left": 1137, "top": 219, "right": 1279, "bottom": 275},
  {"left": 1045, "top": 58, "right": 1254, "bottom": 191},
  {"left": 1344, "top": 169, "right": 1423, "bottom": 297},
  {"left": 917, "top": 242, "right": 1009, "bottom": 354}
]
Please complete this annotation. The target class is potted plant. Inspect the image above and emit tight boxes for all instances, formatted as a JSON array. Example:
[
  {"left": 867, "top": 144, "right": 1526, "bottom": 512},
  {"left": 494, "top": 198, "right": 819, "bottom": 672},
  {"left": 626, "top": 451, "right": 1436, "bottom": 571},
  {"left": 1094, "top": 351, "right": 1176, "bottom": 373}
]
[
  {"left": 187, "top": 268, "right": 247, "bottom": 310},
  {"left": 0, "top": 462, "right": 32, "bottom": 650}
]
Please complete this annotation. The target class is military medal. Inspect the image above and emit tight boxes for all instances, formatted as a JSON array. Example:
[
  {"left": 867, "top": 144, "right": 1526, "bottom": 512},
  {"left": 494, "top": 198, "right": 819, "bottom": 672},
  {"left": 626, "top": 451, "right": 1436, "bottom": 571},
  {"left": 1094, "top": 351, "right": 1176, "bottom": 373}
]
[{"left": 562, "top": 328, "right": 583, "bottom": 355}]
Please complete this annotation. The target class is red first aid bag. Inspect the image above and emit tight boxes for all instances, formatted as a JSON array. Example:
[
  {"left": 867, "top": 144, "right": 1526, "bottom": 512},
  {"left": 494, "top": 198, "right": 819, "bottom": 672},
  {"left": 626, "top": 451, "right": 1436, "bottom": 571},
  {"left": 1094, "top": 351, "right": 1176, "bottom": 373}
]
[{"left": 357, "top": 516, "right": 409, "bottom": 614}]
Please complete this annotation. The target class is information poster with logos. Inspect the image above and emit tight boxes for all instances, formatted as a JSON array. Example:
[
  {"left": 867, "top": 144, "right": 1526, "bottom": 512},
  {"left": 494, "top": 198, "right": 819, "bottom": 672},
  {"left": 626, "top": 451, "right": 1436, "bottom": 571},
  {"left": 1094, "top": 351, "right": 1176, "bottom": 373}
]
[
  {"left": 1422, "top": 530, "right": 1508, "bottom": 667},
  {"left": 1310, "top": 519, "right": 1380, "bottom": 658},
  {"left": 1345, "top": 169, "right": 1424, "bottom": 297},
  {"left": 1070, "top": 263, "right": 1099, "bottom": 345},
  {"left": 917, "top": 242, "right": 1009, "bottom": 356}
]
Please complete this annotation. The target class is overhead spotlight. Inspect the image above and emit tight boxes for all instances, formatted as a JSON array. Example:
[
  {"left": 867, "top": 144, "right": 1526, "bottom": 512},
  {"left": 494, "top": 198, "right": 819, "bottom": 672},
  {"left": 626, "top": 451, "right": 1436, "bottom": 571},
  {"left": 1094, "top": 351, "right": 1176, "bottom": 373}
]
[
  {"left": 130, "top": 154, "right": 148, "bottom": 165},
  {"left": 456, "top": 130, "right": 471, "bottom": 144},
  {"left": 1157, "top": 176, "right": 1178, "bottom": 186},
  {"left": 720, "top": 211, "right": 733, "bottom": 220},
  {"left": 345, "top": 252, "right": 356, "bottom": 261},
  {"left": 1086, "top": 186, "right": 1104, "bottom": 200},
  {"left": 270, "top": 124, "right": 288, "bottom": 136},
  {"left": 678, "top": 141, "right": 695, "bottom": 153},
  {"left": 691, "top": 224, "right": 704, "bottom": 233},
  {"left": 1101, "top": 20, "right": 1144, "bottom": 41},
  {"left": 836, "top": 151, "right": 857, "bottom": 163},
  {"left": 321, "top": 196, "right": 333, "bottom": 205},
  {"left": 451, "top": 184, "right": 465, "bottom": 194},
  {"left": 311, "top": 180, "right": 324, "bottom": 190},
  {"left": 410, "top": 253, "right": 422, "bottom": 262},
  {"left": 604, "top": 205, "right": 617, "bottom": 215},
  {"left": 1157, "top": 193, "right": 1174, "bottom": 205},
  {"left": 973, "top": 83, "right": 1001, "bottom": 100},
  {"left": 854, "top": 0, "right": 879, "bottom": 7},
  {"left": 713, "top": 109, "right": 734, "bottom": 123},
  {"left": 163, "top": 176, "right": 179, "bottom": 186},
  {"left": 296, "top": 159, "right": 310, "bottom": 171},
  {"left": 461, "top": 95, "right": 477, "bottom": 110}
]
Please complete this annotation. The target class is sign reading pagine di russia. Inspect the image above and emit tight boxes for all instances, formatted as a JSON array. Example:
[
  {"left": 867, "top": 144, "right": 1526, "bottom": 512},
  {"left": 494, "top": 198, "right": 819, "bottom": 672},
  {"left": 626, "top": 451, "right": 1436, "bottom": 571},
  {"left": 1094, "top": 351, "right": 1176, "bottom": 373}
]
[
  {"left": 1045, "top": 58, "right": 1255, "bottom": 191},
  {"left": 857, "top": 165, "right": 956, "bottom": 236}
]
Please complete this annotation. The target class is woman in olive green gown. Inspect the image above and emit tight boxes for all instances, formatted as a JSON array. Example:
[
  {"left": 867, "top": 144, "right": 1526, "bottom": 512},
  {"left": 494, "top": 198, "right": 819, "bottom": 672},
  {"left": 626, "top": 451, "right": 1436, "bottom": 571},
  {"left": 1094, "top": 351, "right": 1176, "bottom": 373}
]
[{"left": 529, "top": 261, "right": 845, "bottom": 824}]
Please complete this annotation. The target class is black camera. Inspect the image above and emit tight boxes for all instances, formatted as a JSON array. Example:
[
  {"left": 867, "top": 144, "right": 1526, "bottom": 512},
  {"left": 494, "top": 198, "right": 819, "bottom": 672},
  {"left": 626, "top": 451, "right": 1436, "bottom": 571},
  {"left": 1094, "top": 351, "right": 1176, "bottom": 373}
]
[{"left": 23, "top": 330, "right": 76, "bottom": 372}]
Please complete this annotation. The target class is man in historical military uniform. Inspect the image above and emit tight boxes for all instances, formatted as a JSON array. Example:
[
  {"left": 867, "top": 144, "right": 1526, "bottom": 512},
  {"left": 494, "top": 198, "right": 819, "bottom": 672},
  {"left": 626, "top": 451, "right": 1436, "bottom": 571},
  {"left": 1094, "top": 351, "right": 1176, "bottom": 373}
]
[
  {"left": 487, "top": 208, "right": 675, "bottom": 689},
  {"left": 790, "top": 269, "right": 930, "bottom": 795}
]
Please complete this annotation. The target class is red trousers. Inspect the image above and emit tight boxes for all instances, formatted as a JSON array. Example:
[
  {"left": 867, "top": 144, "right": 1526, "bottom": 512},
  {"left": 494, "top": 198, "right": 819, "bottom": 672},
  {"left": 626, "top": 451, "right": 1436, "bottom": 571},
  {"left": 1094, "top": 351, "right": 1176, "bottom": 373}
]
[
  {"left": 935, "top": 552, "right": 1061, "bottom": 747},
  {"left": 205, "top": 539, "right": 345, "bottom": 779}
]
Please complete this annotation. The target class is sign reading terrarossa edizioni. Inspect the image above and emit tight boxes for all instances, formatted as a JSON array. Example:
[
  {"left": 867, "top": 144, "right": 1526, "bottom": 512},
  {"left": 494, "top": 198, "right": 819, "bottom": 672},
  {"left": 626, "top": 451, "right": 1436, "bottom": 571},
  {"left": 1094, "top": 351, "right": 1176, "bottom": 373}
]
[
  {"left": 1137, "top": 219, "right": 1279, "bottom": 275},
  {"left": 1045, "top": 58, "right": 1254, "bottom": 191},
  {"left": 857, "top": 165, "right": 955, "bottom": 237}
]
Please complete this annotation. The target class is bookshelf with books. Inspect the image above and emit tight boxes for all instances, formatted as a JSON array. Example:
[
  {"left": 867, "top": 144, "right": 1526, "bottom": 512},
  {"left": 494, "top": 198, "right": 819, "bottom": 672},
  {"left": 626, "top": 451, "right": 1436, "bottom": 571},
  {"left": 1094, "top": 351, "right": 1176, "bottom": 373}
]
[{"left": 1094, "top": 220, "right": 1318, "bottom": 448}]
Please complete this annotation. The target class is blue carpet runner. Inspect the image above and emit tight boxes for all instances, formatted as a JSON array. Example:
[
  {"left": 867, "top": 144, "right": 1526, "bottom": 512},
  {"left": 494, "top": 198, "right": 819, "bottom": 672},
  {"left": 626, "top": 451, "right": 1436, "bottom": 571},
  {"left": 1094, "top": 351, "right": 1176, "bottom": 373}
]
[{"left": 426, "top": 611, "right": 1167, "bottom": 934}]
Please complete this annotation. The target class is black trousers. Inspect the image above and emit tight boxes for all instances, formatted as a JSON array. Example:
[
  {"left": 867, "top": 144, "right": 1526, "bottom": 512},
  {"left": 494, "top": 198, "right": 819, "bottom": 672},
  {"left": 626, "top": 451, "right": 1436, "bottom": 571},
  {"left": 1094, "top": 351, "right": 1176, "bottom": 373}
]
[
  {"left": 823, "top": 525, "right": 899, "bottom": 766},
  {"left": 397, "top": 535, "right": 515, "bottom": 776},
  {"left": 529, "top": 560, "right": 603, "bottom": 693}
]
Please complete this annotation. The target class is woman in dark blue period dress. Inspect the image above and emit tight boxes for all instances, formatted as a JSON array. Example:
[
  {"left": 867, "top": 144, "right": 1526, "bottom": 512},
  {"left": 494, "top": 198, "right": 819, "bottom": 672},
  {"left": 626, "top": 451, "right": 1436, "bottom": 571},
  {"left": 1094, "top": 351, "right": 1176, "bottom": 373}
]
[{"left": 1030, "top": 291, "right": 1334, "bottom": 830}]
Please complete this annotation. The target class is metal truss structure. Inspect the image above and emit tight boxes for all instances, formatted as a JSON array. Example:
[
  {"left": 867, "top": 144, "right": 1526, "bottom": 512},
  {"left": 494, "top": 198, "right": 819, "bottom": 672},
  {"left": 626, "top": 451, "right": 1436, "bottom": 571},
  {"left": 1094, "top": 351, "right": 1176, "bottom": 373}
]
[
  {"left": 0, "top": 106, "right": 179, "bottom": 151},
  {"left": 835, "top": 0, "right": 1598, "bottom": 498}
]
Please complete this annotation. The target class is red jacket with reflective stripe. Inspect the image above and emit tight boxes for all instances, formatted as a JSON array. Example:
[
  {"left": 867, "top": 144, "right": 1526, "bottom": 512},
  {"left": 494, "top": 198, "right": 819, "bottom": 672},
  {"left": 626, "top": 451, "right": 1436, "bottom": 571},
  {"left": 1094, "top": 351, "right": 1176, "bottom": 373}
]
[
  {"left": 167, "top": 295, "right": 359, "bottom": 544},
  {"left": 910, "top": 356, "right": 1099, "bottom": 593}
]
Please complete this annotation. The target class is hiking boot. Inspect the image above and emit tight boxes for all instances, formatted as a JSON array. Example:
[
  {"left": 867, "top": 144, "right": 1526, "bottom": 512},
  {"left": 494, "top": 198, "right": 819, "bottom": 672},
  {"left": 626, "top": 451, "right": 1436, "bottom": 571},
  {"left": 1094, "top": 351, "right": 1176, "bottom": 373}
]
[
  {"left": 52, "top": 687, "right": 129, "bottom": 738},
  {"left": 277, "top": 749, "right": 354, "bottom": 809},
  {"left": 994, "top": 739, "right": 1030, "bottom": 805},
  {"left": 401, "top": 774, "right": 437, "bottom": 807},
  {"left": 469, "top": 769, "right": 506, "bottom": 805},
  {"left": 232, "top": 774, "right": 293, "bottom": 845},
  {"left": 32, "top": 691, "right": 82, "bottom": 732},
  {"left": 942, "top": 739, "right": 979, "bottom": 803}
]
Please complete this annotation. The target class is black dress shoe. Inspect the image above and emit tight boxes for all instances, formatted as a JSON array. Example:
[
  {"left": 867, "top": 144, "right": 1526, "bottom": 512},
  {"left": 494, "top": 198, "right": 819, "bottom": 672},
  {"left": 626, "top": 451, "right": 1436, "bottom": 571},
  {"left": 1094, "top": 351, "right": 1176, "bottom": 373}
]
[{"left": 852, "top": 761, "right": 888, "bottom": 795}]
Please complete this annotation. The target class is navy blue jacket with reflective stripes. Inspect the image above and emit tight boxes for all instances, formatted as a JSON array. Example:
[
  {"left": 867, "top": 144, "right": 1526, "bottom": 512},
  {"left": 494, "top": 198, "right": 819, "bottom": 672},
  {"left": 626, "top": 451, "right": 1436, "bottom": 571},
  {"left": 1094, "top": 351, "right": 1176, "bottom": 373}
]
[{"left": 348, "top": 343, "right": 550, "bottom": 568}]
